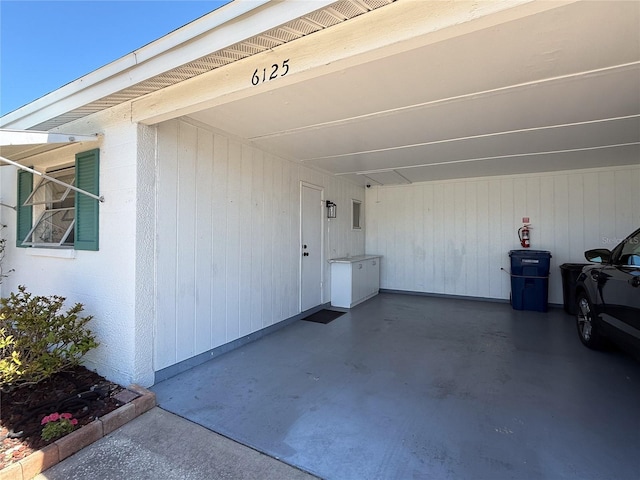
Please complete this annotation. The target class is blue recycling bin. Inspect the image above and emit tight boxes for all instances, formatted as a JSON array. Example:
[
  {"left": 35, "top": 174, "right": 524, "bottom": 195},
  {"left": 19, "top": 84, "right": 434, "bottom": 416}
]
[{"left": 509, "top": 250, "right": 552, "bottom": 312}]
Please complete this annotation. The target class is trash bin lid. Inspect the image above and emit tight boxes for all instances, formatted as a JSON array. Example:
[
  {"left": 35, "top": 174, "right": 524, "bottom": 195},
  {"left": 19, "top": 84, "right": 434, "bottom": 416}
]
[{"left": 509, "top": 249, "right": 552, "bottom": 257}]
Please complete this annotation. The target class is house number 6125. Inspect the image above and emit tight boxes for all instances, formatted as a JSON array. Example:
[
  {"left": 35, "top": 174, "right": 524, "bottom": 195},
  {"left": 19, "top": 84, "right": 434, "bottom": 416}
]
[{"left": 251, "top": 59, "right": 290, "bottom": 85}]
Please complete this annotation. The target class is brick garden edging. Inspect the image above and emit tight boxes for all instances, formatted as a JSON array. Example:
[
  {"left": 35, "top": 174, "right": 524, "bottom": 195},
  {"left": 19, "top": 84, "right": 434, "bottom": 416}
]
[{"left": 0, "top": 384, "right": 156, "bottom": 480}]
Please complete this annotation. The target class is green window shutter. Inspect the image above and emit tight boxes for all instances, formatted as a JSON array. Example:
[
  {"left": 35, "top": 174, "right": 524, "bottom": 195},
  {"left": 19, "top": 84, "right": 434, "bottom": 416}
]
[
  {"left": 16, "top": 170, "right": 33, "bottom": 248},
  {"left": 75, "top": 149, "right": 100, "bottom": 251}
]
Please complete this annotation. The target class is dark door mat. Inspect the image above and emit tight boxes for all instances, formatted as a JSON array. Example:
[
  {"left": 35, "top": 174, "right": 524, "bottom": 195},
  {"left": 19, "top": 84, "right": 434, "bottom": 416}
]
[{"left": 302, "top": 309, "right": 345, "bottom": 324}]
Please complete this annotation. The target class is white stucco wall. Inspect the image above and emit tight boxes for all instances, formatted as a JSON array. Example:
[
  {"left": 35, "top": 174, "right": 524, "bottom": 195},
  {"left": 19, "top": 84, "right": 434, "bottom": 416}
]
[
  {"left": 133, "top": 123, "right": 157, "bottom": 386},
  {"left": 366, "top": 165, "right": 640, "bottom": 305},
  {"left": 0, "top": 103, "right": 150, "bottom": 387}
]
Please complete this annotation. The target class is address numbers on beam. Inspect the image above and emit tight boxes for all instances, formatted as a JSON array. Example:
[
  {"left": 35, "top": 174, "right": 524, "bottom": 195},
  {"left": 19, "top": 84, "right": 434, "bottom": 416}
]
[{"left": 251, "top": 59, "right": 290, "bottom": 85}]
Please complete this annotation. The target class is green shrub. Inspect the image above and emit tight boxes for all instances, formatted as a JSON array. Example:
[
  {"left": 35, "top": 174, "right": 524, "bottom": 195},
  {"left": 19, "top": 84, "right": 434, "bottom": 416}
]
[{"left": 0, "top": 285, "right": 99, "bottom": 389}]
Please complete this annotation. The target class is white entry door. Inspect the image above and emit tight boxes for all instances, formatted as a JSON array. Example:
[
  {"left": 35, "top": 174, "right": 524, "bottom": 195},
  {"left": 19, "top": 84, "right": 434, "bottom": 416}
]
[{"left": 300, "top": 183, "right": 323, "bottom": 311}]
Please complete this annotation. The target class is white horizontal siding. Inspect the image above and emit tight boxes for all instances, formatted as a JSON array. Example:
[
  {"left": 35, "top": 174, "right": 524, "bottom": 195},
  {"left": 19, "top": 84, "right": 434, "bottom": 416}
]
[
  {"left": 154, "top": 119, "right": 365, "bottom": 371},
  {"left": 366, "top": 166, "right": 640, "bottom": 305}
]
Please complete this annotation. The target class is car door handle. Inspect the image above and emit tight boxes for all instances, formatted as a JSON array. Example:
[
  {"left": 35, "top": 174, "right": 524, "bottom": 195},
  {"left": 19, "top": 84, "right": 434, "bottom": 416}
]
[{"left": 630, "top": 277, "right": 640, "bottom": 288}]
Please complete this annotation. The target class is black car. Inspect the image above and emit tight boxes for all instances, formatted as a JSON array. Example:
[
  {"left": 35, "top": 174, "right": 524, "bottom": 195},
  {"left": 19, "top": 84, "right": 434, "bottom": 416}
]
[{"left": 575, "top": 228, "right": 640, "bottom": 354}]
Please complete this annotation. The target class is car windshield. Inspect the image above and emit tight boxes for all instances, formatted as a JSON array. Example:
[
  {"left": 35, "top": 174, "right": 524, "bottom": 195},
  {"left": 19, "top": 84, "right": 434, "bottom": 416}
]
[{"left": 615, "top": 230, "right": 640, "bottom": 266}]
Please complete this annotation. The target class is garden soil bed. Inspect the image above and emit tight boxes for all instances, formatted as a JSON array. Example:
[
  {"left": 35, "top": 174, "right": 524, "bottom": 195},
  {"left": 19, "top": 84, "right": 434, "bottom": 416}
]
[{"left": 0, "top": 366, "right": 125, "bottom": 470}]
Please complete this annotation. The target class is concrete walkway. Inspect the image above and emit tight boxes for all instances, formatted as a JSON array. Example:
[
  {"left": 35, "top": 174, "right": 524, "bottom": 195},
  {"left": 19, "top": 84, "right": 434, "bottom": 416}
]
[{"left": 35, "top": 407, "right": 317, "bottom": 480}]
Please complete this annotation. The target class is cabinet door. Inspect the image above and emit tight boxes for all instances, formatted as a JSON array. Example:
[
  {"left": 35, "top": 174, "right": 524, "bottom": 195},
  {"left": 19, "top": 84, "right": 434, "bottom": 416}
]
[
  {"left": 368, "top": 258, "right": 380, "bottom": 296},
  {"left": 373, "top": 258, "right": 380, "bottom": 293},
  {"left": 331, "top": 263, "right": 353, "bottom": 308},
  {"left": 353, "top": 262, "right": 366, "bottom": 303}
]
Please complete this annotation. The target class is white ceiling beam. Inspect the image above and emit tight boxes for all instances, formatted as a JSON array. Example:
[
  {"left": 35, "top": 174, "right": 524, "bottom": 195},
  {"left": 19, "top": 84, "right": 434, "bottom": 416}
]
[
  {"left": 335, "top": 142, "right": 640, "bottom": 176},
  {"left": 301, "top": 113, "right": 640, "bottom": 162}
]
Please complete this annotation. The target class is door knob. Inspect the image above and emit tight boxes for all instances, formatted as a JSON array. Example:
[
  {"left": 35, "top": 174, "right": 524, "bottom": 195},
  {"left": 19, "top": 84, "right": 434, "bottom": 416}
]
[
  {"left": 303, "top": 252, "right": 309, "bottom": 257},
  {"left": 303, "top": 244, "right": 307, "bottom": 249}
]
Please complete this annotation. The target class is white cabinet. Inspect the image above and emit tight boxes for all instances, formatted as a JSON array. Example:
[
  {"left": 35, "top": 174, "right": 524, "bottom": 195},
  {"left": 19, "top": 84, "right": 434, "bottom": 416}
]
[{"left": 329, "top": 255, "right": 381, "bottom": 308}]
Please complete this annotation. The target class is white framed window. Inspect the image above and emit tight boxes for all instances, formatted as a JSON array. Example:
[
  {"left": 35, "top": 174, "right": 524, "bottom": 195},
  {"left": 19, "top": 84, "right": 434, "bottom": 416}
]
[
  {"left": 23, "top": 168, "right": 75, "bottom": 205},
  {"left": 352, "top": 199, "right": 362, "bottom": 230},
  {"left": 17, "top": 148, "right": 100, "bottom": 251},
  {"left": 22, "top": 167, "right": 76, "bottom": 247}
]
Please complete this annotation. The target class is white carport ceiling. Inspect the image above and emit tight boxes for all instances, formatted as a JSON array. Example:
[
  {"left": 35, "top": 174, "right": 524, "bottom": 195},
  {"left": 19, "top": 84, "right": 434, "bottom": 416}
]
[{"left": 189, "top": 1, "right": 640, "bottom": 185}]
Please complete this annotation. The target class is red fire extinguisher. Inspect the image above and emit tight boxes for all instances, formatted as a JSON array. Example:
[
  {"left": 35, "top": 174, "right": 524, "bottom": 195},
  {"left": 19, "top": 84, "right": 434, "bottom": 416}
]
[{"left": 518, "top": 224, "right": 531, "bottom": 248}]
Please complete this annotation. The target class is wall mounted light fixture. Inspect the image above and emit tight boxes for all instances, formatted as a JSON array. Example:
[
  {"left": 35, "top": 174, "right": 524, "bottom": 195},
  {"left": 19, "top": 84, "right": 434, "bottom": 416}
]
[{"left": 326, "top": 200, "right": 337, "bottom": 218}]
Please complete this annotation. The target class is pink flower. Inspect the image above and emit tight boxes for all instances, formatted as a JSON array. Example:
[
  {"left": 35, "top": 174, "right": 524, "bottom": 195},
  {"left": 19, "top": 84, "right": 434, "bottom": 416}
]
[
  {"left": 70, "top": 419, "right": 78, "bottom": 425},
  {"left": 49, "top": 412, "right": 60, "bottom": 422},
  {"left": 60, "top": 413, "right": 73, "bottom": 420},
  {"left": 41, "top": 415, "right": 50, "bottom": 425}
]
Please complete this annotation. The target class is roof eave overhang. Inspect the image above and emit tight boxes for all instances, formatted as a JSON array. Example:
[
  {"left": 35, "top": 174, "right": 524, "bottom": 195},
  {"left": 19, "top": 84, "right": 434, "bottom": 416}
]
[
  {"left": 0, "top": 0, "right": 577, "bottom": 133},
  {"left": 0, "top": 0, "right": 340, "bottom": 130}
]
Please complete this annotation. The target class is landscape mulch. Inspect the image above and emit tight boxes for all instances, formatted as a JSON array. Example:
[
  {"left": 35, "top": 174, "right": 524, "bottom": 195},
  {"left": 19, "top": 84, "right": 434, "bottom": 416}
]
[{"left": 0, "top": 366, "right": 125, "bottom": 469}]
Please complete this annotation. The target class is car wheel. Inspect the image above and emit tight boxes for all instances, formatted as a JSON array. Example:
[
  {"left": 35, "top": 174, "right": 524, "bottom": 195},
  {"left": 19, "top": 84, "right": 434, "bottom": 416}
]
[{"left": 576, "top": 292, "right": 603, "bottom": 349}]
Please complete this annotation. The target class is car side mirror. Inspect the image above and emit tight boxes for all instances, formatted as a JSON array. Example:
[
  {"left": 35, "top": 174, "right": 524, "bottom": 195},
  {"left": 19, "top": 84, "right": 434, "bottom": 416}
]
[{"left": 584, "top": 248, "right": 611, "bottom": 264}]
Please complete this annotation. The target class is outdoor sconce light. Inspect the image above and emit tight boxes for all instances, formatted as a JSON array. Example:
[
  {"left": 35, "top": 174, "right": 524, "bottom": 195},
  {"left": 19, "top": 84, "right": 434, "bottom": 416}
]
[{"left": 326, "top": 200, "right": 337, "bottom": 218}]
